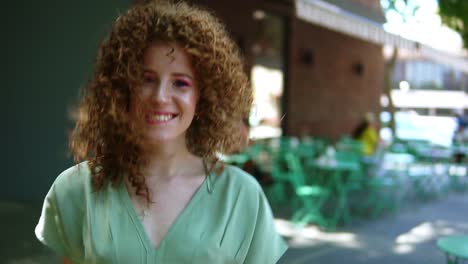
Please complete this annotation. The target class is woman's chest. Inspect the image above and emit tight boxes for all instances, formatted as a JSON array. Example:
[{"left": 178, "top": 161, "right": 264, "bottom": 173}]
[
  {"left": 84, "top": 209, "right": 244, "bottom": 263},
  {"left": 139, "top": 190, "right": 196, "bottom": 249},
  {"left": 83, "top": 198, "right": 248, "bottom": 263}
]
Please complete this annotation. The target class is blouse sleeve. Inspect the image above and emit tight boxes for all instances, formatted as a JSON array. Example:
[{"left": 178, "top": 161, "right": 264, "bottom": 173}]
[
  {"left": 242, "top": 190, "right": 288, "bottom": 263},
  {"left": 35, "top": 167, "right": 85, "bottom": 262},
  {"left": 35, "top": 186, "right": 71, "bottom": 256}
]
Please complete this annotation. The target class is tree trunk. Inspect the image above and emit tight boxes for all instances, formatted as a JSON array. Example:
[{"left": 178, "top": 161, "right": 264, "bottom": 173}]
[{"left": 384, "top": 47, "right": 398, "bottom": 137}]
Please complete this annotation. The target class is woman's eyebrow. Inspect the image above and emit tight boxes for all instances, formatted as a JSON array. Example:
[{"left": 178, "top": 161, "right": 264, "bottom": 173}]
[
  {"left": 142, "top": 69, "right": 193, "bottom": 80},
  {"left": 173, "top": 72, "right": 194, "bottom": 80}
]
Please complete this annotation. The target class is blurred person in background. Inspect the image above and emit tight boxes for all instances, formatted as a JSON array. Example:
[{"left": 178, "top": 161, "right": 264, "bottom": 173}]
[
  {"left": 352, "top": 112, "right": 379, "bottom": 156},
  {"left": 454, "top": 112, "right": 468, "bottom": 132},
  {"left": 34, "top": 1, "right": 287, "bottom": 263},
  {"left": 453, "top": 111, "right": 468, "bottom": 163}
]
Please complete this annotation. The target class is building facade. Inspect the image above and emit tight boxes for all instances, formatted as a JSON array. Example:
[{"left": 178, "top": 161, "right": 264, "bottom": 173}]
[{"left": 195, "top": 0, "right": 386, "bottom": 139}]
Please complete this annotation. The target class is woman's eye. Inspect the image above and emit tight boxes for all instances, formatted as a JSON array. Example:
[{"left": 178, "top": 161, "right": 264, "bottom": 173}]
[
  {"left": 142, "top": 73, "right": 156, "bottom": 83},
  {"left": 174, "top": 80, "right": 190, "bottom": 88}
]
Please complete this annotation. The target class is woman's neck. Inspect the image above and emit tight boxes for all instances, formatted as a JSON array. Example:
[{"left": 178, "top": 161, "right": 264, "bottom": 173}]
[{"left": 142, "top": 143, "right": 201, "bottom": 180}]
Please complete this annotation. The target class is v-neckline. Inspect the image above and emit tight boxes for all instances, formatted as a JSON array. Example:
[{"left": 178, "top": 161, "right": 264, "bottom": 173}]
[{"left": 118, "top": 172, "right": 211, "bottom": 255}]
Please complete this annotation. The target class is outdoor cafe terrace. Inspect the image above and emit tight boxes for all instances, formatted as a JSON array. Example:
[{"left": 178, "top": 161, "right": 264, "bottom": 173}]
[{"left": 223, "top": 136, "right": 468, "bottom": 231}]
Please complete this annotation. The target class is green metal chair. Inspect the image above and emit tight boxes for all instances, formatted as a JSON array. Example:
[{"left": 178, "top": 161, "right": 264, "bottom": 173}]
[
  {"left": 408, "top": 162, "right": 447, "bottom": 201},
  {"left": 336, "top": 136, "right": 364, "bottom": 154},
  {"left": 359, "top": 147, "right": 402, "bottom": 217},
  {"left": 263, "top": 138, "right": 296, "bottom": 209},
  {"left": 281, "top": 152, "right": 331, "bottom": 229},
  {"left": 333, "top": 150, "right": 365, "bottom": 224},
  {"left": 265, "top": 158, "right": 291, "bottom": 210},
  {"left": 307, "top": 147, "right": 364, "bottom": 229},
  {"left": 359, "top": 174, "right": 400, "bottom": 217},
  {"left": 448, "top": 164, "right": 468, "bottom": 192}
]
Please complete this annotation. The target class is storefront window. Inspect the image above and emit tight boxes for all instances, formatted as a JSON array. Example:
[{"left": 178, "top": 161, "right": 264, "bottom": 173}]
[{"left": 249, "top": 11, "right": 286, "bottom": 139}]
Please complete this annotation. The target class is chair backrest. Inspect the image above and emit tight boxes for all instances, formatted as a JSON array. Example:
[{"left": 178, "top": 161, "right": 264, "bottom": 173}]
[
  {"left": 296, "top": 141, "right": 317, "bottom": 160},
  {"left": 336, "top": 137, "right": 364, "bottom": 154},
  {"left": 284, "top": 152, "right": 307, "bottom": 188},
  {"left": 335, "top": 150, "right": 360, "bottom": 163}
]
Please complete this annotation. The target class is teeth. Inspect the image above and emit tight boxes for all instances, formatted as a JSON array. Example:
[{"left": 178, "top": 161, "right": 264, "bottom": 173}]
[{"left": 152, "top": 114, "right": 173, "bottom": 121}]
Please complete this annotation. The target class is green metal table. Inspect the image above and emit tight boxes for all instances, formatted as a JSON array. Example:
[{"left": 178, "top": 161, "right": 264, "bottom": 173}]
[
  {"left": 437, "top": 235, "right": 468, "bottom": 264},
  {"left": 308, "top": 159, "right": 362, "bottom": 229}
]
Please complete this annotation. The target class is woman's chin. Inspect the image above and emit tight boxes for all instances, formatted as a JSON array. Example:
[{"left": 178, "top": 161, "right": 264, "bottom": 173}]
[{"left": 145, "top": 133, "right": 184, "bottom": 146}]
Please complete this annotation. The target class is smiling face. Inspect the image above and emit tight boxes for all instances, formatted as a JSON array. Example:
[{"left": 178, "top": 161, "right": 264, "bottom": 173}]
[{"left": 131, "top": 42, "right": 199, "bottom": 147}]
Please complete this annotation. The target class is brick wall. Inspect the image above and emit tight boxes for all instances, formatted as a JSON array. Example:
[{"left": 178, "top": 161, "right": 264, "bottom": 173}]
[{"left": 287, "top": 19, "right": 384, "bottom": 139}]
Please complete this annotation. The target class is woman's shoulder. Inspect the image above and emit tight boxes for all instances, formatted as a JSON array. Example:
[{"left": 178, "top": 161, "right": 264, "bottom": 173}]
[
  {"left": 50, "top": 161, "right": 93, "bottom": 201},
  {"left": 215, "top": 164, "right": 263, "bottom": 195},
  {"left": 224, "top": 163, "right": 258, "bottom": 180},
  {"left": 36, "top": 162, "right": 95, "bottom": 261}
]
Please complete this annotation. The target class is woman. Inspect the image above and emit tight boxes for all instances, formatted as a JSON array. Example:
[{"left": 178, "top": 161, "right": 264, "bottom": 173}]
[{"left": 35, "top": 1, "right": 287, "bottom": 263}]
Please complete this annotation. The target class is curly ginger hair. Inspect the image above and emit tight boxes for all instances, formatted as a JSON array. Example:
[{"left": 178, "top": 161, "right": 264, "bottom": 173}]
[{"left": 70, "top": 0, "right": 252, "bottom": 202}]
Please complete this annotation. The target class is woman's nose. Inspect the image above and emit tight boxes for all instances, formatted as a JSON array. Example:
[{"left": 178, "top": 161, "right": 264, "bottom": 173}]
[{"left": 153, "top": 81, "right": 170, "bottom": 103}]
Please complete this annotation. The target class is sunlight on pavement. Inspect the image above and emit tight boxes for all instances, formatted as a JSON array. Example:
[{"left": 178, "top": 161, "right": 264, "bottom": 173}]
[
  {"left": 274, "top": 219, "right": 362, "bottom": 249},
  {"left": 393, "top": 220, "right": 463, "bottom": 255}
]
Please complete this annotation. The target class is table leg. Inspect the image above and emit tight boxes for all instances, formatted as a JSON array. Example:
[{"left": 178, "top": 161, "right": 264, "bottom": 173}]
[
  {"left": 329, "top": 171, "right": 351, "bottom": 228},
  {"left": 446, "top": 253, "right": 460, "bottom": 264}
]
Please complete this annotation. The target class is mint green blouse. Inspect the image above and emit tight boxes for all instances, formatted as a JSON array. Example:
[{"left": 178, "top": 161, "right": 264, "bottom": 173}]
[{"left": 35, "top": 162, "right": 287, "bottom": 263}]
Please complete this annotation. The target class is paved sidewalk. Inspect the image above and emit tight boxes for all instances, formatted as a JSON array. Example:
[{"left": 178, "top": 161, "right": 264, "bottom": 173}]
[
  {"left": 1, "top": 193, "right": 467, "bottom": 263},
  {"left": 278, "top": 193, "right": 468, "bottom": 264}
]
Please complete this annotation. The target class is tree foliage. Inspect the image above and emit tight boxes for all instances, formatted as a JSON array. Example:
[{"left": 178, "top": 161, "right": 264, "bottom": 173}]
[
  {"left": 439, "top": 0, "right": 468, "bottom": 48},
  {"left": 381, "top": 0, "right": 420, "bottom": 23},
  {"left": 383, "top": 0, "right": 468, "bottom": 48}
]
